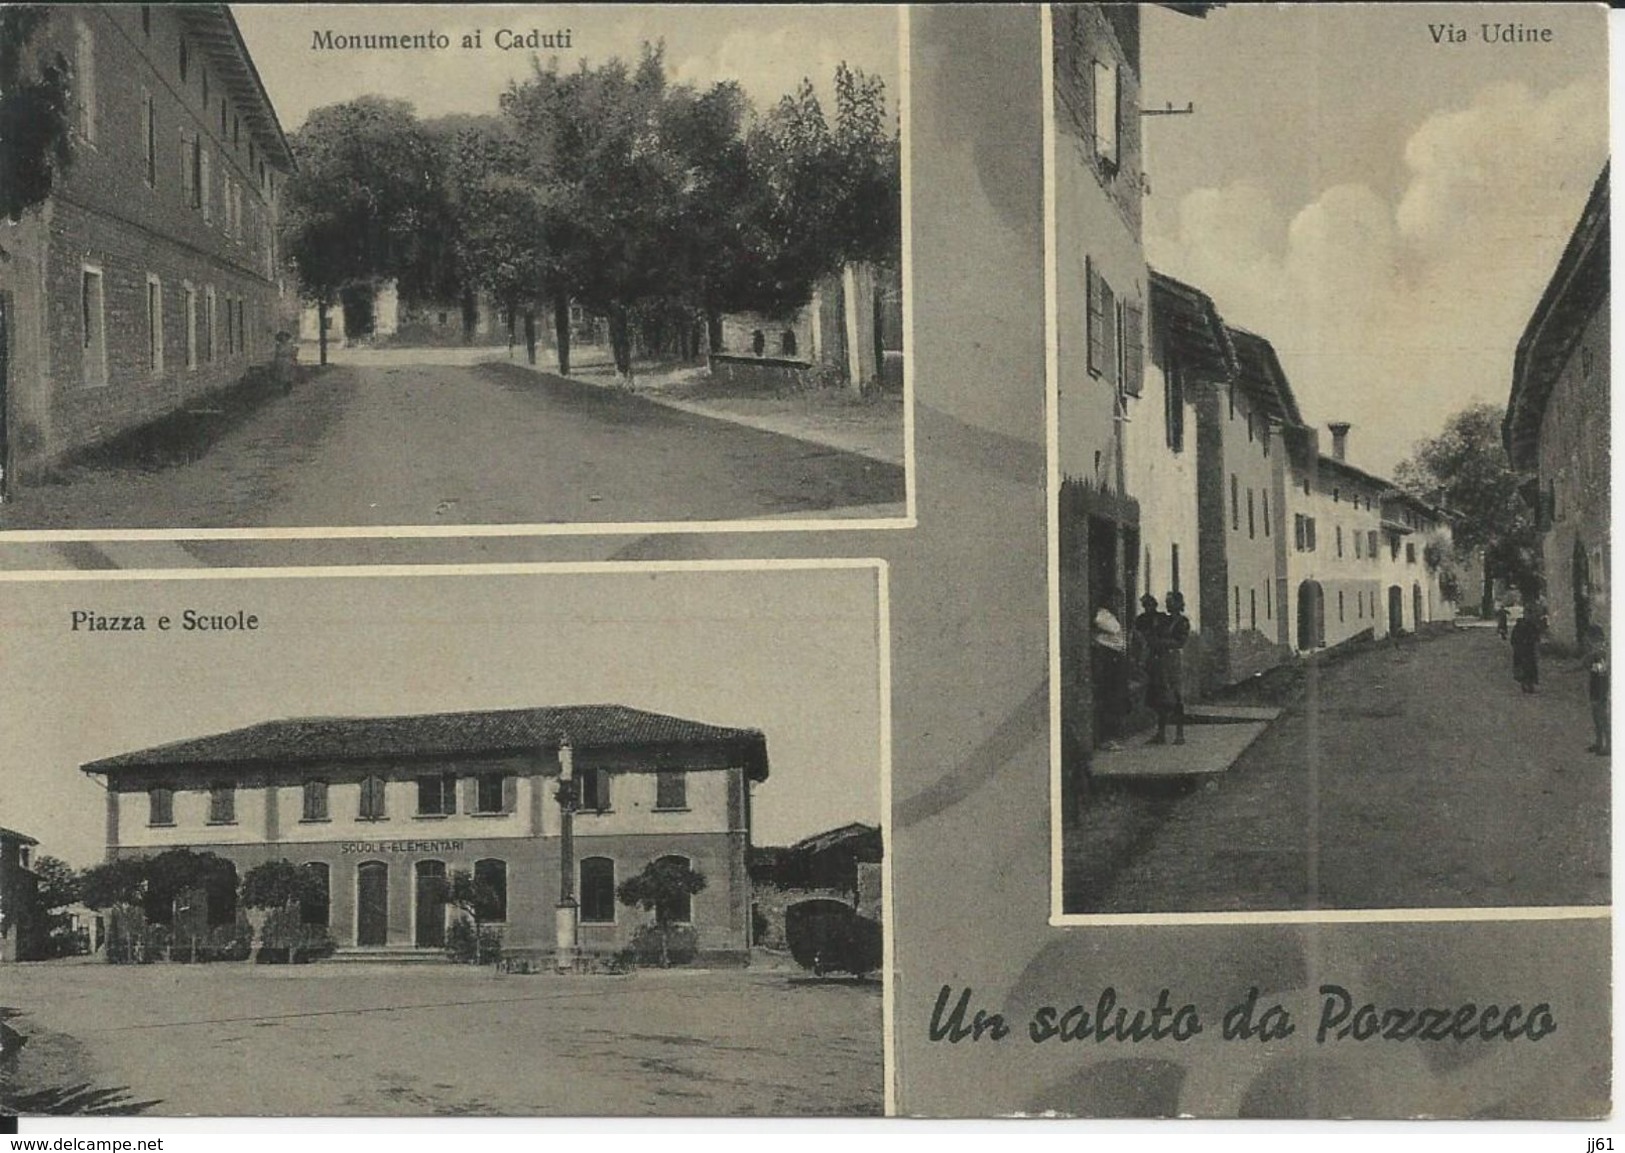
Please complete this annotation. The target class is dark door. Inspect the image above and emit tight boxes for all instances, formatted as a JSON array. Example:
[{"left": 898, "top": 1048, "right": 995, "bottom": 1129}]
[
  {"left": 414, "top": 860, "right": 446, "bottom": 948},
  {"left": 1297, "top": 581, "right": 1323, "bottom": 651},
  {"left": 356, "top": 861, "right": 388, "bottom": 947},
  {"left": 0, "top": 291, "right": 11, "bottom": 501},
  {"left": 1413, "top": 584, "right": 1424, "bottom": 630},
  {"left": 1388, "top": 586, "right": 1404, "bottom": 635}
]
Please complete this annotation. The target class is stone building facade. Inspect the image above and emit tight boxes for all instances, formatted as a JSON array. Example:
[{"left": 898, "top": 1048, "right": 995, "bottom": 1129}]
[
  {"left": 82, "top": 705, "right": 768, "bottom": 964},
  {"left": 1506, "top": 164, "right": 1610, "bottom": 651},
  {"left": 0, "top": 5, "right": 295, "bottom": 488}
]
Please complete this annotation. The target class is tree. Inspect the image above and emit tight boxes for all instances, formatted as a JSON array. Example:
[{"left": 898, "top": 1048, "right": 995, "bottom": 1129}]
[
  {"left": 28, "top": 854, "right": 81, "bottom": 956},
  {"left": 281, "top": 97, "right": 453, "bottom": 364},
  {"left": 241, "top": 860, "right": 327, "bottom": 962},
  {"left": 617, "top": 857, "right": 707, "bottom": 967},
  {"left": 1395, "top": 402, "right": 1543, "bottom": 615},
  {"left": 0, "top": 6, "right": 73, "bottom": 234},
  {"left": 442, "top": 868, "right": 502, "bottom": 964},
  {"left": 79, "top": 856, "right": 150, "bottom": 963}
]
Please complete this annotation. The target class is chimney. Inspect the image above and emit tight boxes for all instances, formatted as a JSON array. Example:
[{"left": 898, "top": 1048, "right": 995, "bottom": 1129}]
[{"left": 1327, "top": 422, "right": 1351, "bottom": 462}]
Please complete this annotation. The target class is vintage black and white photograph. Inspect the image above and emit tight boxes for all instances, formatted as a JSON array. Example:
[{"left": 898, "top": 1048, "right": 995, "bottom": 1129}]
[
  {"left": 0, "top": 563, "right": 888, "bottom": 1115},
  {"left": 0, "top": 4, "right": 907, "bottom": 535},
  {"left": 1050, "top": 4, "right": 1609, "bottom": 917}
]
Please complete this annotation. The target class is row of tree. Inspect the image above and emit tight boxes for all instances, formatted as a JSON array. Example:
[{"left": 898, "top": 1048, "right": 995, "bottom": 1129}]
[
  {"left": 282, "top": 45, "right": 901, "bottom": 376},
  {"left": 25, "top": 847, "right": 706, "bottom": 967}
]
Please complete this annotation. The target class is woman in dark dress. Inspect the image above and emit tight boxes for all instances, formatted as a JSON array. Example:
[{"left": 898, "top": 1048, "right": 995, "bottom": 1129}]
[
  {"left": 1510, "top": 612, "right": 1540, "bottom": 693},
  {"left": 1148, "top": 591, "right": 1191, "bottom": 745}
]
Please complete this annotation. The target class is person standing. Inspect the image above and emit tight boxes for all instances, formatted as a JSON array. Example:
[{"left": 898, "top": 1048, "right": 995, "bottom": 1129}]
[
  {"left": 1585, "top": 624, "right": 1609, "bottom": 755},
  {"left": 1496, "top": 604, "right": 1509, "bottom": 640},
  {"left": 1092, "top": 587, "right": 1129, "bottom": 750},
  {"left": 1133, "top": 594, "right": 1164, "bottom": 713},
  {"left": 1149, "top": 591, "right": 1191, "bottom": 746},
  {"left": 1510, "top": 610, "right": 1540, "bottom": 693}
]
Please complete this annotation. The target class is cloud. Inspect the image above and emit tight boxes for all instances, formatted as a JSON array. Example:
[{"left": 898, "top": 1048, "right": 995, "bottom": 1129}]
[{"left": 1147, "top": 80, "right": 1606, "bottom": 474}]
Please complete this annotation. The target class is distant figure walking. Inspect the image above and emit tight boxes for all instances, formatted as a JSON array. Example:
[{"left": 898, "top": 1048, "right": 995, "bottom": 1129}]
[
  {"left": 1132, "top": 594, "right": 1163, "bottom": 710},
  {"left": 1585, "top": 624, "right": 1609, "bottom": 755},
  {"left": 1511, "top": 611, "right": 1540, "bottom": 693},
  {"left": 1148, "top": 591, "right": 1191, "bottom": 746},
  {"left": 272, "top": 330, "right": 298, "bottom": 395},
  {"left": 1496, "top": 605, "right": 1509, "bottom": 640},
  {"left": 1092, "top": 586, "right": 1128, "bottom": 750}
]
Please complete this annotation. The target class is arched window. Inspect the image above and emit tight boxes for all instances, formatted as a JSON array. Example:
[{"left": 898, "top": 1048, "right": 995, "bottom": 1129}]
[
  {"left": 655, "top": 855, "right": 694, "bottom": 925},
  {"left": 300, "top": 862, "right": 330, "bottom": 927},
  {"left": 580, "top": 857, "right": 615, "bottom": 924},
  {"left": 473, "top": 859, "right": 508, "bottom": 923}
]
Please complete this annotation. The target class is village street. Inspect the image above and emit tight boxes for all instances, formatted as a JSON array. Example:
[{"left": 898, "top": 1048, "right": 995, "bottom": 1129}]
[
  {"left": 1, "top": 962, "right": 882, "bottom": 1116},
  {"left": 1066, "top": 626, "right": 1611, "bottom": 914},
  {"left": 0, "top": 352, "right": 906, "bottom": 531}
]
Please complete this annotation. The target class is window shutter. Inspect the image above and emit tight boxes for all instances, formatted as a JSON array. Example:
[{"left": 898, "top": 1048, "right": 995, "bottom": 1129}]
[
  {"left": 462, "top": 775, "right": 478, "bottom": 814},
  {"left": 1086, "top": 257, "right": 1104, "bottom": 377},
  {"left": 502, "top": 774, "right": 518, "bottom": 814},
  {"left": 1101, "top": 281, "right": 1118, "bottom": 387},
  {"left": 1121, "top": 303, "right": 1144, "bottom": 396}
]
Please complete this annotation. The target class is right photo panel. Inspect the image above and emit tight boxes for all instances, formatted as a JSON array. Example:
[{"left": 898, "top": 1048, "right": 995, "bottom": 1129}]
[{"left": 1052, "top": 3, "right": 1609, "bottom": 922}]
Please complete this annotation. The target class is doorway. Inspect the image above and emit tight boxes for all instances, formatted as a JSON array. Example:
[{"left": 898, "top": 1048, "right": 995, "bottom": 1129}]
[
  {"left": 1296, "top": 581, "right": 1324, "bottom": 651},
  {"left": 1388, "top": 585, "right": 1404, "bottom": 635},
  {"left": 414, "top": 860, "right": 447, "bottom": 948},
  {"left": 357, "top": 861, "right": 388, "bottom": 947}
]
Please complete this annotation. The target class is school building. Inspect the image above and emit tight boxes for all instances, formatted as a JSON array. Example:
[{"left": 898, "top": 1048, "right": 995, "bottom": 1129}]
[
  {"left": 81, "top": 704, "right": 769, "bottom": 964},
  {"left": 0, "top": 5, "right": 295, "bottom": 490}
]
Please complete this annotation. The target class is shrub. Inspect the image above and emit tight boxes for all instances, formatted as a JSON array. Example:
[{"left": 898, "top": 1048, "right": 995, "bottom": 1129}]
[
  {"left": 445, "top": 918, "right": 503, "bottom": 965},
  {"left": 625, "top": 924, "right": 698, "bottom": 967},
  {"left": 256, "top": 907, "right": 337, "bottom": 963}
]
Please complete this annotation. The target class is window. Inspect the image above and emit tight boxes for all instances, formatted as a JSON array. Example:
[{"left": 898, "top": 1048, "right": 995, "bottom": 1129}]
[
  {"left": 1355, "top": 531, "right": 1363, "bottom": 559},
  {"left": 1230, "top": 475, "right": 1239, "bottom": 530},
  {"left": 1092, "top": 58, "right": 1119, "bottom": 168},
  {"left": 149, "top": 786, "right": 174, "bottom": 826},
  {"left": 302, "top": 779, "right": 328, "bottom": 821},
  {"left": 1333, "top": 487, "right": 1340, "bottom": 504},
  {"left": 1249, "top": 588, "right": 1257, "bottom": 631},
  {"left": 1390, "top": 535, "right": 1401, "bottom": 561},
  {"left": 1357, "top": 590, "right": 1364, "bottom": 618},
  {"left": 225, "top": 292, "right": 235, "bottom": 356},
  {"left": 475, "top": 772, "right": 508, "bottom": 814},
  {"left": 579, "top": 767, "right": 612, "bottom": 812},
  {"left": 1170, "top": 543, "right": 1180, "bottom": 593},
  {"left": 473, "top": 859, "right": 507, "bottom": 922},
  {"left": 1247, "top": 489, "right": 1255, "bottom": 539},
  {"left": 233, "top": 114, "right": 240, "bottom": 148},
  {"left": 220, "top": 98, "right": 228, "bottom": 135},
  {"left": 141, "top": 6, "right": 150, "bottom": 35},
  {"left": 1265, "top": 580, "right": 1272, "bottom": 619},
  {"left": 359, "top": 774, "right": 387, "bottom": 820},
  {"left": 141, "top": 91, "right": 156, "bottom": 187},
  {"left": 1164, "top": 359, "right": 1184, "bottom": 451},
  {"left": 146, "top": 275, "right": 163, "bottom": 377},
  {"left": 579, "top": 857, "right": 615, "bottom": 923},
  {"left": 1406, "top": 542, "right": 1417, "bottom": 565},
  {"left": 1336, "top": 525, "right": 1343, "bottom": 558},
  {"left": 1262, "top": 492, "right": 1271, "bottom": 537},
  {"left": 183, "top": 283, "right": 197, "bottom": 370},
  {"left": 236, "top": 299, "right": 245, "bottom": 355},
  {"left": 1234, "top": 586, "right": 1241, "bottom": 629},
  {"left": 178, "top": 38, "right": 189, "bottom": 83},
  {"left": 80, "top": 267, "right": 107, "bottom": 386},
  {"left": 655, "top": 771, "right": 687, "bottom": 811},
  {"left": 1307, "top": 517, "right": 1317, "bottom": 551},
  {"left": 1368, "top": 530, "right": 1378, "bottom": 560},
  {"left": 208, "top": 782, "right": 235, "bottom": 824},
  {"left": 204, "top": 287, "right": 216, "bottom": 362},
  {"left": 75, "top": 20, "right": 96, "bottom": 143},
  {"left": 655, "top": 855, "right": 694, "bottom": 924},
  {"left": 1339, "top": 590, "right": 1346, "bottom": 622},
  {"left": 417, "top": 773, "right": 456, "bottom": 816},
  {"left": 300, "top": 863, "right": 330, "bottom": 926},
  {"left": 1247, "top": 412, "right": 1255, "bottom": 442},
  {"left": 200, "top": 148, "right": 212, "bottom": 222}
]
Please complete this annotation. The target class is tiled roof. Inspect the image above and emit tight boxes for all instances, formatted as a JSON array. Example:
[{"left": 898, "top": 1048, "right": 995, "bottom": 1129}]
[
  {"left": 1225, "top": 326, "right": 1305, "bottom": 428},
  {"left": 1148, "top": 271, "right": 1233, "bottom": 383},
  {"left": 82, "top": 705, "right": 768, "bottom": 780},
  {"left": 0, "top": 826, "right": 39, "bottom": 846}
]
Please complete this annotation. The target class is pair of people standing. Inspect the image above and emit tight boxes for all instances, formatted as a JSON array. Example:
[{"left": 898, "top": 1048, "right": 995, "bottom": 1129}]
[{"left": 1134, "top": 592, "right": 1191, "bottom": 745}]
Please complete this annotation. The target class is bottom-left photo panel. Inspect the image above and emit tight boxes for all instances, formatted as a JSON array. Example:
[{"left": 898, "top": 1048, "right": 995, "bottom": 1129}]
[{"left": 0, "top": 561, "right": 888, "bottom": 1118}]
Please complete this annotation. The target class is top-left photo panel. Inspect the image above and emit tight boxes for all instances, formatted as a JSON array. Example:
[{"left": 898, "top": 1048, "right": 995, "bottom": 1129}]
[{"left": 0, "top": 4, "right": 911, "bottom": 538}]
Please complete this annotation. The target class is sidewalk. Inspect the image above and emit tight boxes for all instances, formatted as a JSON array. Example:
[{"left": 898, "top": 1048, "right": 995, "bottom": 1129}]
[
  {"left": 494, "top": 355, "right": 907, "bottom": 468},
  {"left": 1090, "top": 706, "right": 1281, "bottom": 781}
]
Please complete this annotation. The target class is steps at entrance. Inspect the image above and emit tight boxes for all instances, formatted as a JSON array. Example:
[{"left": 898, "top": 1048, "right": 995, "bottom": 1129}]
[{"left": 325, "top": 946, "right": 451, "bottom": 965}]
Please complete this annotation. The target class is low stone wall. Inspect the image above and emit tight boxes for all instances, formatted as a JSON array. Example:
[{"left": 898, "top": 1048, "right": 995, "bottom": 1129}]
[{"left": 708, "top": 354, "right": 814, "bottom": 391}]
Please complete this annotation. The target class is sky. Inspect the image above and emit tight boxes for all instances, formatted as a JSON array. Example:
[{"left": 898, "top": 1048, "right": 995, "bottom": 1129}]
[
  {"left": 0, "top": 567, "right": 883, "bottom": 869},
  {"left": 1139, "top": 4, "right": 1608, "bottom": 477},
  {"left": 232, "top": 4, "right": 901, "bottom": 134}
]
